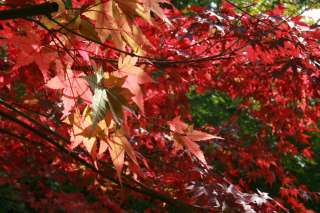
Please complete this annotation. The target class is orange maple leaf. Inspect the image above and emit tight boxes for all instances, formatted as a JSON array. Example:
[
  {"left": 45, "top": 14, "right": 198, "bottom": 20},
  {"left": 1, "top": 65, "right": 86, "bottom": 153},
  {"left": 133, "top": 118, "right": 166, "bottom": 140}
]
[
  {"left": 46, "top": 68, "right": 92, "bottom": 116},
  {"left": 115, "top": 55, "right": 153, "bottom": 113},
  {"left": 105, "top": 129, "right": 139, "bottom": 181}
]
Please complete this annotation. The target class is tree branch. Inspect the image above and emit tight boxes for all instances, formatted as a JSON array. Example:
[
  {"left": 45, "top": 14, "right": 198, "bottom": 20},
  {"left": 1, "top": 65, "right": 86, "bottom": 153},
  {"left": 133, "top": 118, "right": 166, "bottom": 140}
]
[
  {"left": 0, "top": 99, "right": 207, "bottom": 212},
  {"left": 0, "top": 2, "right": 59, "bottom": 20}
]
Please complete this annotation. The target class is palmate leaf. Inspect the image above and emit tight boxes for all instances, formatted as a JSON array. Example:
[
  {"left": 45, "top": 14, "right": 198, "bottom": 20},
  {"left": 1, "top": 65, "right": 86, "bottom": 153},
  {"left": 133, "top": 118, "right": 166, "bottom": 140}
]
[
  {"left": 106, "top": 86, "right": 135, "bottom": 125},
  {"left": 108, "top": 136, "right": 125, "bottom": 181},
  {"left": 142, "top": 0, "right": 172, "bottom": 25},
  {"left": 116, "top": 55, "right": 153, "bottom": 113},
  {"left": 85, "top": 67, "right": 104, "bottom": 90},
  {"left": 46, "top": 68, "right": 92, "bottom": 117},
  {"left": 85, "top": 67, "right": 108, "bottom": 125},
  {"left": 107, "top": 130, "right": 139, "bottom": 181},
  {"left": 92, "top": 87, "right": 108, "bottom": 125},
  {"left": 106, "top": 89, "right": 124, "bottom": 126},
  {"left": 168, "top": 116, "right": 223, "bottom": 166},
  {"left": 85, "top": 67, "right": 132, "bottom": 126},
  {"left": 65, "top": 108, "right": 103, "bottom": 155}
]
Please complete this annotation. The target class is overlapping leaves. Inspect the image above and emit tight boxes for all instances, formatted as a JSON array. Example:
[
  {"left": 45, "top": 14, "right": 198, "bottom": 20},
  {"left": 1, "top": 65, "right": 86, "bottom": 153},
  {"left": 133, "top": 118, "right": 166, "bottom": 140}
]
[{"left": 85, "top": 67, "right": 133, "bottom": 126}]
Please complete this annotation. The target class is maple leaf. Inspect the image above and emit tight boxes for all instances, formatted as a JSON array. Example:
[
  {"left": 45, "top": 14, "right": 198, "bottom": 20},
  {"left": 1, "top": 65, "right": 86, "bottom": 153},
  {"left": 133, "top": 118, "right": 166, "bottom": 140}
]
[
  {"left": 46, "top": 68, "right": 92, "bottom": 116},
  {"left": 115, "top": 55, "right": 153, "bottom": 113},
  {"left": 108, "top": 136, "right": 125, "bottom": 181},
  {"left": 85, "top": 68, "right": 107, "bottom": 125},
  {"left": 83, "top": 1, "right": 111, "bottom": 43},
  {"left": 105, "top": 87, "right": 132, "bottom": 125},
  {"left": 107, "top": 129, "right": 138, "bottom": 181},
  {"left": 10, "top": 31, "right": 57, "bottom": 81},
  {"left": 64, "top": 107, "right": 111, "bottom": 159},
  {"left": 167, "top": 116, "right": 223, "bottom": 166},
  {"left": 142, "top": 0, "right": 172, "bottom": 25},
  {"left": 85, "top": 67, "right": 133, "bottom": 125},
  {"left": 2, "top": 1, "right": 320, "bottom": 211},
  {"left": 65, "top": 108, "right": 97, "bottom": 154},
  {"left": 84, "top": 0, "right": 153, "bottom": 55}
]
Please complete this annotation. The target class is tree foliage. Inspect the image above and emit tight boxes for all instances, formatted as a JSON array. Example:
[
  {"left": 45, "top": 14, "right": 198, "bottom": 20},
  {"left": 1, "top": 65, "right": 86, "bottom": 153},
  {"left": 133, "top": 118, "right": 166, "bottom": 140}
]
[
  {"left": 174, "top": 0, "right": 320, "bottom": 20},
  {"left": 0, "top": 0, "right": 319, "bottom": 212}
]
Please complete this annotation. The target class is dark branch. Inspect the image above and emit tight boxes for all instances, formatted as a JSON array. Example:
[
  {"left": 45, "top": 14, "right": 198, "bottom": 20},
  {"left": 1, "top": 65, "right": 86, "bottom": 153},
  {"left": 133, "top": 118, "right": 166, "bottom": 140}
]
[
  {"left": 0, "top": 2, "right": 59, "bottom": 20},
  {"left": 0, "top": 98, "right": 206, "bottom": 212}
]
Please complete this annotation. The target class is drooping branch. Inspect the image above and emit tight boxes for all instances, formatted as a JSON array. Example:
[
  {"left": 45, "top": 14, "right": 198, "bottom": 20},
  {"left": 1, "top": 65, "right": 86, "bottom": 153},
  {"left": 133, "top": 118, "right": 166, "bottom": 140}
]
[
  {"left": 0, "top": 2, "right": 59, "bottom": 20},
  {"left": 0, "top": 99, "right": 208, "bottom": 212}
]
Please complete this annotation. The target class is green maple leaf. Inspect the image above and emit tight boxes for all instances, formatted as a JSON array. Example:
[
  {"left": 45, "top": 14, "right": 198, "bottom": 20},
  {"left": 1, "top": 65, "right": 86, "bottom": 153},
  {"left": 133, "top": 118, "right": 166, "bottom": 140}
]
[
  {"left": 85, "top": 67, "right": 108, "bottom": 125},
  {"left": 85, "top": 67, "right": 126, "bottom": 126}
]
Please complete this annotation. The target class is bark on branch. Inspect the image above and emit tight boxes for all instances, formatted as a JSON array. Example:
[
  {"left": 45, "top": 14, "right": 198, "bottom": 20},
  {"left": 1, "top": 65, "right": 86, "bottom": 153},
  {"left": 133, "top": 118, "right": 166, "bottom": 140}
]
[{"left": 0, "top": 2, "right": 59, "bottom": 20}]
